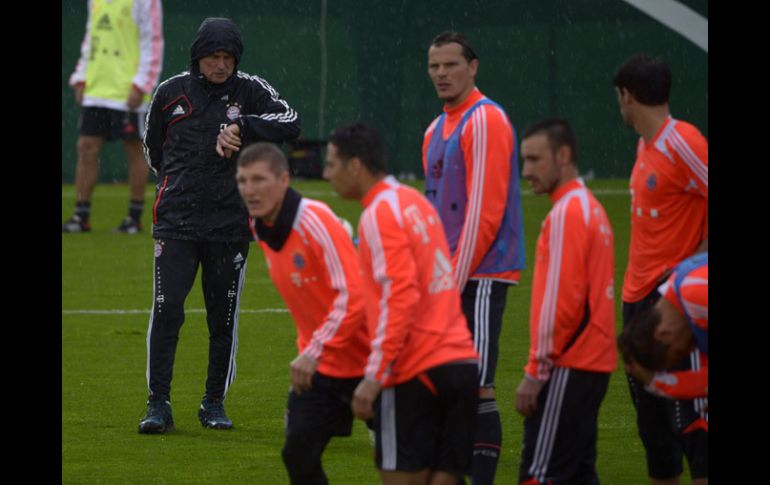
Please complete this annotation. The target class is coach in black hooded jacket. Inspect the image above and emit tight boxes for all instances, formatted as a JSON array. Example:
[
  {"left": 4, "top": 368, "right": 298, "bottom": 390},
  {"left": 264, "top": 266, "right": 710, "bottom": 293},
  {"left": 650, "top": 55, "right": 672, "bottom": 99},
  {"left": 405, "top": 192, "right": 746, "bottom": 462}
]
[
  {"left": 138, "top": 17, "right": 300, "bottom": 434},
  {"left": 144, "top": 17, "right": 300, "bottom": 240}
]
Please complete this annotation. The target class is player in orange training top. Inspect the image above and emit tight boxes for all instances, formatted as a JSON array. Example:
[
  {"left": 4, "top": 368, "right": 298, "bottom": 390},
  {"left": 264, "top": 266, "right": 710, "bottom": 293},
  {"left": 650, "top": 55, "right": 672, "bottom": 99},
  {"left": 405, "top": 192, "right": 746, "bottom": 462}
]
[
  {"left": 236, "top": 142, "right": 369, "bottom": 485},
  {"left": 614, "top": 54, "right": 708, "bottom": 485},
  {"left": 516, "top": 118, "right": 616, "bottom": 485},
  {"left": 325, "top": 122, "right": 478, "bottom": 485}
]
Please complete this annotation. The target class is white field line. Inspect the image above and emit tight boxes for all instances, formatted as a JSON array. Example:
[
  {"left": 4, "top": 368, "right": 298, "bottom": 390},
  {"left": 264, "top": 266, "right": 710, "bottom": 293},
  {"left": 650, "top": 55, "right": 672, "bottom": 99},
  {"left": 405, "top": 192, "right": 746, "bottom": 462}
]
[{"left": 62, "top": 308, "right": 288, "bottom": 315}]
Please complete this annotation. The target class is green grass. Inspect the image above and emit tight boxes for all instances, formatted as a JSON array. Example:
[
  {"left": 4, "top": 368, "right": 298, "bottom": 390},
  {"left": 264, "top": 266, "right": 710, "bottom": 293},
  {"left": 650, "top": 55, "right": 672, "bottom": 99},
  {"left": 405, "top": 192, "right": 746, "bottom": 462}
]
[{"left": 62, "top": 179, "right": 654, "bottom": 484}]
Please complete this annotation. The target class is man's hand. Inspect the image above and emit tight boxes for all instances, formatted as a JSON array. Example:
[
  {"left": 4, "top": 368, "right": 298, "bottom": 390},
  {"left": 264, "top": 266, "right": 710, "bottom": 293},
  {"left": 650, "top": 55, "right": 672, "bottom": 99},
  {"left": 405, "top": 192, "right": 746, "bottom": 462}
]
[
  {"left": 290, "top": 354, "right": 317, "bottom": 395},
  {"left": 515, "top": 376, "right": 545, "bottom": 417},
  {"left": 352, "top": 378, "right": 381, "bottom": 421},
  {"left": 127, "top": 85, "right": 144, "bottom": 110},
  {"left": 216, "top": 123, "right": 242, "bottom": 158},
  {"left": 74, "top": 83, "right": 85, "bottom": 105}
]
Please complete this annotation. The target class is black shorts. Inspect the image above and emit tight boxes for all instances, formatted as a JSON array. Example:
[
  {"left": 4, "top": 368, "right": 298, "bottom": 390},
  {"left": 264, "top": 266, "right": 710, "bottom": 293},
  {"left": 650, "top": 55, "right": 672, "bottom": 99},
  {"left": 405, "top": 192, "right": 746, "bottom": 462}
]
[
  {"left": 285, "top": 373, "right": 360, "bottom": 439},
  {"left": 78, "top": 106, "right": 143, "bottom": 141},
  {"left": 373, "top": 361, "right": 478, "bottom": 475},
  {"left": 623, "top": 291, "right": 708, "bottom": 479},
  {"left": 461, "top": 279, "right": 510, "bottom": 388},
  {"left": 519, "top": 368, "right": 610, "bottom": 484}
]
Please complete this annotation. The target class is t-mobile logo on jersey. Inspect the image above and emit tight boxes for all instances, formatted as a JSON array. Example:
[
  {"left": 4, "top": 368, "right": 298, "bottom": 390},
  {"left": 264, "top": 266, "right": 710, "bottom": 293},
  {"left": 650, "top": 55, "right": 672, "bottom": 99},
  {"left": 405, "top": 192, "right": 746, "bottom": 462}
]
[{"left": 405, "top": 205, "right": 430, "bottom": 244}]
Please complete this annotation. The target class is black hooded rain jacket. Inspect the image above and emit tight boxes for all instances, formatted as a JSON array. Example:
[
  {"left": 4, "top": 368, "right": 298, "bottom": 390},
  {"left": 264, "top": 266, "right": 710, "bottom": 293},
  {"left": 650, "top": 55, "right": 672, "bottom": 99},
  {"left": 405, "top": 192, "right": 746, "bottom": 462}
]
[{"left": 144, "top": 17, "right": 301, "bottom": 242}]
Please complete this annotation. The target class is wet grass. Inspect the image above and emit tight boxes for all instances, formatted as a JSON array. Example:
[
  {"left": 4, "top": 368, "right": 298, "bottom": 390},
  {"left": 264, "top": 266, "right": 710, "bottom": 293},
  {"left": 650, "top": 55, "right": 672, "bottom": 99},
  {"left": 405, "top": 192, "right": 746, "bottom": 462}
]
[{"left": 62, "top": 179, "right": 658, "bottom": 484}]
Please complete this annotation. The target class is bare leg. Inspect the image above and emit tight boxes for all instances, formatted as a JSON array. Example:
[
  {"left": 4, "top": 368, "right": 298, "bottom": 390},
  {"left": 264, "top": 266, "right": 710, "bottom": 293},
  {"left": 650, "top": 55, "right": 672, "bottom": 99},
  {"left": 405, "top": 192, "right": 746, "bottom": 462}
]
[
  {"left": 480, "top": 387, "right": 494, "bottom": 400},
  {"left": 380, "top": 469, "right": 431, "bottom": 485},
  {"left": 74, "top": 135, "right": 105, "bottom": 203},
  {"left": 428, "top": 471, "right": 462, "bottom": 485},
  {"left": 124, "top": 139, "right": 148, "bottom": 202}
]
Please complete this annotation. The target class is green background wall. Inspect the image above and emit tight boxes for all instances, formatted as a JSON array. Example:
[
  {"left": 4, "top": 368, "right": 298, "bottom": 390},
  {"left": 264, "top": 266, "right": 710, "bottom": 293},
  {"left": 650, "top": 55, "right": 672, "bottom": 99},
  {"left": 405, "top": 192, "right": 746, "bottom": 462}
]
[{"left": 61, "top": 0, "right": 707, "bottom": 182}]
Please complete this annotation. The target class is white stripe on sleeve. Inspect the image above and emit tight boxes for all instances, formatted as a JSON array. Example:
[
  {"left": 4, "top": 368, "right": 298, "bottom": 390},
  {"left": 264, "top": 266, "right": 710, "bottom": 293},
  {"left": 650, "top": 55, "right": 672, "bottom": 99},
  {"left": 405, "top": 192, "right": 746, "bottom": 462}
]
[{"left": 300, "top": 205, "right": 350, "bottom": 359}]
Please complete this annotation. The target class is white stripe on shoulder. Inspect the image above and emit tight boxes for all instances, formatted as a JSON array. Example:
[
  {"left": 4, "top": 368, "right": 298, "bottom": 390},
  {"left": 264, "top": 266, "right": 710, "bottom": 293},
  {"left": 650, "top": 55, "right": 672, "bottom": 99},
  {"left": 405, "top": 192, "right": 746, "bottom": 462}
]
[
  {"left": 681, "top": 276, "right": 708, "bottom": 287},
  {"left": 302, "top": 198, "right": 337, "bottom": 219},
  {"left": 369, "top": 178, "right": 403, "bottom": 228},
  {"left": 237, "top": 71, "right": 279, "bottom": 97},
  {"left": 668, "top": 129, "right": 708, "bottom": 187},
  {"left": 555, "top": 183, "right": 590, "bottom": 227},
  {"left": 156, "top": 71, "right": 189, "bottom": 90},
  {"left": 654, "top": 119, "right": 678, "bottom": 163},
  {"left": 293, "top": 199, "right": 309, "bottom": 230}
]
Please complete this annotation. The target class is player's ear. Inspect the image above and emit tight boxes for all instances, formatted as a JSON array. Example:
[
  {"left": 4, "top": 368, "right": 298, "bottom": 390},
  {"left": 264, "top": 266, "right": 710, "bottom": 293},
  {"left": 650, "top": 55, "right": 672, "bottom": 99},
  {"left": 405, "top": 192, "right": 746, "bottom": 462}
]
[
  {"left": 468, "top": 58, "right": 479, "bottom": 77},
  {"left": 348, "top": 156, "right": 363, "bottom": 175},
  {"left": 556, "top": 145, "right": 571, "bottom": 167},
  {"left": 279, "top": 169, "right": 290, "bottom": 186},
  {"left": 616, "top": 87, "right": 632, "bottom": 105}
]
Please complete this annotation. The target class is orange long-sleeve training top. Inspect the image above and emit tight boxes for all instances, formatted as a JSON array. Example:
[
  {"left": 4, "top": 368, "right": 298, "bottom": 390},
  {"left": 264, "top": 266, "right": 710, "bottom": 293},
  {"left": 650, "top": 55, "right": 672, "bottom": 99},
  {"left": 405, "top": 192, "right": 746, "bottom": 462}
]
[
  {"left": 357, "top": 176, "right": 478, "bottom": 387},
  {"left": 526, "top": 179, "right": 617, "bottom": 381},
  {"left": 253, "top": 197, "right": 370, "bottom": 379},
  {"left": 624, "top": 116, "right": 708, "bottom": 303}
]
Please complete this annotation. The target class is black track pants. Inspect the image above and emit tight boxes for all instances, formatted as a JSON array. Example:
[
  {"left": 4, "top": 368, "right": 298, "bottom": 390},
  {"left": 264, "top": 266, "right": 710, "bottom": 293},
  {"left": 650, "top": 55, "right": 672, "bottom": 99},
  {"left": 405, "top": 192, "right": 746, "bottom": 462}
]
[{"left": 145, "top": 238, "right": 249, "bottom": 400}]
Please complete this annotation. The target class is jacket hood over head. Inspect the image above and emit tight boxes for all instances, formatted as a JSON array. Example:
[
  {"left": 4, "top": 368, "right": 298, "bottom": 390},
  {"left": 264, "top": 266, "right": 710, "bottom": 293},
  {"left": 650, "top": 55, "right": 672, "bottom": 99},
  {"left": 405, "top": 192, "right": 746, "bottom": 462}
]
[{"left": 190, "top": 17, "right": 244, "bottom": 76}]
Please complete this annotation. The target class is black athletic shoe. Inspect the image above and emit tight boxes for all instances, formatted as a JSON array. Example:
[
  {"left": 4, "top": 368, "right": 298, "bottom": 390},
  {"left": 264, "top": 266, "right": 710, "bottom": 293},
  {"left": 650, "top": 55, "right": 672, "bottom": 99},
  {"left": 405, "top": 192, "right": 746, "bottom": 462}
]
[
  {"left": 138, "top": 396, "right": 174, "bottom": 434},
  {"left": 62, "top": 215, "right": 91, "bottom": 233},
  {"left": 113, "top": 217, "right": 142, "bottom": 234},
  {"left": 198, "top": 398, "right": 233, "bottom": 429}
]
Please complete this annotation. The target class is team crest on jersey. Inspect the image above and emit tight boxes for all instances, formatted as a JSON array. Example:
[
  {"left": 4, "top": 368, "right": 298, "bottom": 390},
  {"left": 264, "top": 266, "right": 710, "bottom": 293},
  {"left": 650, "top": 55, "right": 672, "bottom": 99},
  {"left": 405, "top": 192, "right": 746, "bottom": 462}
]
[
  {"left": 226, "top": 102, "right": 242, "bottom": 120},
  {"left": 292, "top": 253, "right": 306, "bottom": 270},
  {"left": 154, "top": 241, "right": 164, "bottom": 258},
  {"left": 646, "top": 173, "right": 657, "bottom": 191}
]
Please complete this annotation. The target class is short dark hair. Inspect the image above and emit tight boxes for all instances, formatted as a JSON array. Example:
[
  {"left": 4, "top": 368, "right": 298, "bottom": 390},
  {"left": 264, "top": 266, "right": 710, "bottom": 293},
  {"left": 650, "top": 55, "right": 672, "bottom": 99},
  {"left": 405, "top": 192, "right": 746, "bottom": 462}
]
[
  {"left": 237, "top": 142, "right": 289, "bottom": 176},
  {"left": 617, "top": 306, "right": 669, "bottom": 371},
  {"left": 328, "top": 122, "right": 387, "bottom": 175},
  {"left": 613, "top": 54, "right": 671, "bottom": 106},
  {"left": 521, "top": 118, "right": 579, "bottom": 166},
  {"left": 430, "top": 31, "right": 478, "bottom": 62}
]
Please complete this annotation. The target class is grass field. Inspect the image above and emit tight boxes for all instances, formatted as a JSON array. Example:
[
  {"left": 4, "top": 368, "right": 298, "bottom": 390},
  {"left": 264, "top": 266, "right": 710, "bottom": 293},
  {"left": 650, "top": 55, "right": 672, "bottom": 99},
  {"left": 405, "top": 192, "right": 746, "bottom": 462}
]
[{"left": 62, "top": 179, "right": 660, "bottom": 484}]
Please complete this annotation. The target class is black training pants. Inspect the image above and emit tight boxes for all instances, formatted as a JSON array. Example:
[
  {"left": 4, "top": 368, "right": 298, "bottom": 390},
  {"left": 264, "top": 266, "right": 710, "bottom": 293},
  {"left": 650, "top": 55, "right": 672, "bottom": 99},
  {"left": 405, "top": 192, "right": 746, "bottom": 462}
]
[{"left": 145, "top": 238, "right": 249, "bottom": 401}]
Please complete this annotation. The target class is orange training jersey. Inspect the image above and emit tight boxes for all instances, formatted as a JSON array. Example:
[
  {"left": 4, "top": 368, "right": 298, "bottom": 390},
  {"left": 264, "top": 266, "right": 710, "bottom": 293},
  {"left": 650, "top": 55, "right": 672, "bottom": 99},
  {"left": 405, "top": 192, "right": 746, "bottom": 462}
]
[
  {"left": 358, "top": 176, "right": 478, "bottom": 387},
  {"left": 624, "top": 116, "right": 708, "bottom": 303},
  {"left": 254, "top": 198, "right": 369, "bottom": 379},
  {"left": 526, "top": 179, "right": 617, "bottom": 380},
  {"left": 648, "top": 365, "right": 708, "bottom": 401},
  {"left": 422, "top": 88, "right": 522, "bottom": 289}
]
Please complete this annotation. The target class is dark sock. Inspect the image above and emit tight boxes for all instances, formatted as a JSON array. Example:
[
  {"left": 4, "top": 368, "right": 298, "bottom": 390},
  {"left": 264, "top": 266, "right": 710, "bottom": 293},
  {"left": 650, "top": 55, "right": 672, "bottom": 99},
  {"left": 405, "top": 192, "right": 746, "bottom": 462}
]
[
  {"left": 472, "top": 398, "right": 502, "bottom": 485},
  {"left": 128, "top": 199, "right": 144, "bottom": 222},
  {"left": 75, "top": 201, "right": 91, "bottom": 222}
]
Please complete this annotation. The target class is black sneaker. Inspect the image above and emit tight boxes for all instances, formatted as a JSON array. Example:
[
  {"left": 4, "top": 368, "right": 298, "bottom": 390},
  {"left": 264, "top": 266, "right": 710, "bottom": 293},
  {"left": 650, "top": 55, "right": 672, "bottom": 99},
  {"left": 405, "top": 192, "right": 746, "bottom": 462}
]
[
  {"left": 138, "top": 396, "right": 174, "bottom": 434},
  {"left": 62, "top": 215, "right": 91, "bottom": 233},
  {"left": 113, "top": 217, "right": 142, "bottom": 234},
  {"left": 198, "top": 398, "right": 233, "bottom": 429}
]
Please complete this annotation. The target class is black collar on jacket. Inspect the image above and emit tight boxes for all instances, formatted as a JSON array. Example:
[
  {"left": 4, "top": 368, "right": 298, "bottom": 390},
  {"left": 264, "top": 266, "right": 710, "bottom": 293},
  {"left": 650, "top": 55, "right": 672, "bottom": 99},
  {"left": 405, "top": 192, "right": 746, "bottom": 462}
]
[{"left": 255, "top": 187, "right": 302, "bottom": 251}]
